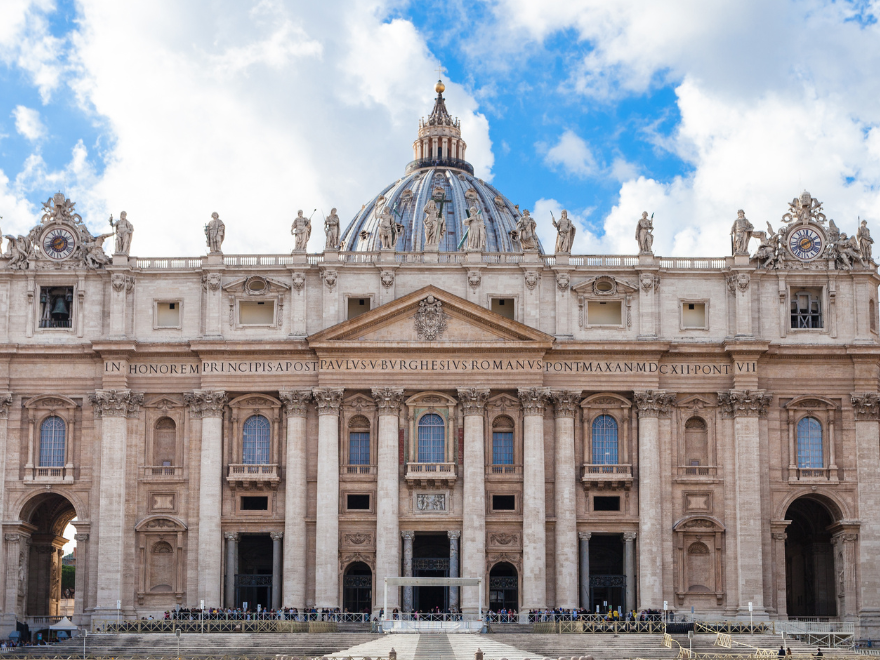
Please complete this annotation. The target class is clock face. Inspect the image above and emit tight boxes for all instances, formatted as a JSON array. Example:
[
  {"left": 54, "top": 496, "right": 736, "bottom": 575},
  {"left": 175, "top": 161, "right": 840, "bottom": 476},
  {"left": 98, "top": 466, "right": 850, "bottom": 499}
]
[
  {"left": 42, "top": 227, "right": 77, "bottom": 261},
  {"left": 788, "top": 226, "right": 824, "bottom": 261}
]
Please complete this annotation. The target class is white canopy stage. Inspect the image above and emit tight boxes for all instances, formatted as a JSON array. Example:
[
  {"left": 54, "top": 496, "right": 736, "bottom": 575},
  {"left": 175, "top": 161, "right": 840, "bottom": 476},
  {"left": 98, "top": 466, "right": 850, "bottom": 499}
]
[{"left": 382, "top": 577, "right": 483, "bottom": 633}]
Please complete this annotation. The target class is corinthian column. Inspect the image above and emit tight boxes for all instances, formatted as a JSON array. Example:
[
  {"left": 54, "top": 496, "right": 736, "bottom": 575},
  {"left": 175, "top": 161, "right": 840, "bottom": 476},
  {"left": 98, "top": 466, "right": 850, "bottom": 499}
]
[
  {"left": 279, "top": 390, "right": 312, "bottom": 608},
  {"left": 0, "top": 393, "right": 12, "bottom": 611},
  {"left": 89, "top": 389, "right": 143, "bottom": 611},
  {"left": 372, "top": 388, "right": 405, "bottom": 614},
  {"left": 633, "top": 390, "right": 675, "bottom": 609},
  {"left": 313, "top": 388, "right": 343, "bottom": 608},
  {"left": 551, "top": 390, "right": 581, "bottom": 608},
  {"left": 519, "top": 387, "right": 550, "bottom": 610},
  {"left": 184, "top": 390, "right": 227, "bottom": 607},
  {"left": 719, "top": 389, "right": 772, "bottom": 617},
  {"left": 851, "top": 393, "right": 880, "bottom": 635},
  {"left": 457, "top": 387, "right": 489, "bottom": 613}
]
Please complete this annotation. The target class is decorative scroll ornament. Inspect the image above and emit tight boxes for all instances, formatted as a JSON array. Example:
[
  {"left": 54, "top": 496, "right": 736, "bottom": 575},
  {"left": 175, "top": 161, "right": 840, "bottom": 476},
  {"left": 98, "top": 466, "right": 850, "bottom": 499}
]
[
  {"left": 633, "top": 390, "right": 677, "bottom": 418},
  {"left": 183, "top": 390, "right": 227, "bottom": 419},
  {"left": 726, "top": 273, "right": 750, "bottom": 293},
  {"left": 489, "top": 532, "right": 519, "bottom": 546},
  {"left": 556, "top": 272, "right": 571, "bottom": 291},
  {"left": 371, "top": 387, "right": 404, "bottom": 414},
  {"left": 550, "top": 390, "right": 582, "bottom": 418},
  {"left": 457, "top": 387, "right": 490, "bottom": 416},
  {"left": 524, "top": 270, "right": 539, "bottom": 291},
  {"left": 312, "top": 388, "right": 344, "bottom": 415},
  {"left": 468, "top": 270, "right": 481, "bottom": 291},
  {"left": 90, "top": 389, "right": 144, "bottom": 418},
  {"left": 518, "top": 387, "right": 550, "bottom": 416},
  {"left": 202, "top": 273, "right": 221, "bottom": 291},
  {"left": 111, "top": 273, "right": 134, "bottom": 292},
  {"left": 344, "top": 533, "right": 372, "bottom": 546},
  {"left": 717, "top": 389, "right": 772, "bottom": 418},
  {"left": 0, "top": 393, "right": 13, "bottom": 419},
  {"left": 291, "top": 272, "right": 306, "bottom": 291},
  {"left": 322, "top": 269, "right": 337, "bottom": 290},
  {"left": 640, "top": 273, "right": 660, "bottom": 292},
  {"left": 279, "top": 390, "right": 312, "bottom": 418},
  {"left": 380, "top": 270, "right": 395, "bottom": 289},
  {"left": 781, "top": 190, "right": 827, "bottom": 226},
  {"left": 413, "top": 295, "right": 448, "bottom": 341},
  {"left": 851, "top": 392, "right": 880, "bottom": 420}
]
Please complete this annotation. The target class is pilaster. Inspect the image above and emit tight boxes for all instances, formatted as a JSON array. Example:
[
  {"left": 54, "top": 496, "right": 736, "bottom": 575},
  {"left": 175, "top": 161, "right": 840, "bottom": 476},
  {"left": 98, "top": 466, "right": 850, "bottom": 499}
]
[
  {"left": 550, "top": 390, "right": 580, "bottom": 608},
  {"left": 518, "top": 387, "right": 549, "bottom": 610},
  {"left": 279, "top": 390, "right": 311, "bottom": 608},
  {"left": 313, "top": 388, "right": 343, "bottom": 607},
  {"left": 288, "top": 269, "right": 308, "bottom": 337},
  {"left": 851, "top": 393, "right": 880, "bottom": 635}
]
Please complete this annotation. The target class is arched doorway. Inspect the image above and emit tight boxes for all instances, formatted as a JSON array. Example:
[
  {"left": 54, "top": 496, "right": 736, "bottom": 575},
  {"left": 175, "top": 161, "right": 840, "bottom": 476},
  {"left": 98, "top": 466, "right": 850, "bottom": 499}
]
[
  {"left": 342, "top": 562, "right": 372, "bottom": 614},
  {"left": 488, "top": 563, "right": 518, "bottom": 611},
  {"left": 20, "top": 492, "right": 77, "bottom": 617},
  {"left": 785, "top": 497, "right": 836, "bottom": 616}
]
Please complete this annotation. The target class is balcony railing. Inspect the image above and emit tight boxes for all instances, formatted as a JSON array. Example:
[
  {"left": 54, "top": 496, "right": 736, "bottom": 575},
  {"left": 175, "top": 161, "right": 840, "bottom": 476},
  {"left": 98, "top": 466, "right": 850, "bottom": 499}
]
[
  {"left": 676, "top": 465, "right": 719, "bottom": 478},
  {"left": 143, "top": 465, "right": 184, "bottom": 478},
  {"left": 789, "top": 467, "right": 837, "bottom": 483},
  {"left": 404, "top": 157, "right": 474, "bottom": 175},
  {"left": 486, "top": 464, "right": 522, "bottom": 476},
  {"left": 405, "top": 462, "right": 457, "bottom": 485},
  {"left": 581, "top": 463, "right": 633, "bottom": 490},
  {"left": 340, "top": 464, "right": 377, "bottom": 476},
  {"left": 28, "top": 466, "right": 73, "bottom": 482},
  {"left": 226, "top": 464, "right": 280, "bottom": 489}
]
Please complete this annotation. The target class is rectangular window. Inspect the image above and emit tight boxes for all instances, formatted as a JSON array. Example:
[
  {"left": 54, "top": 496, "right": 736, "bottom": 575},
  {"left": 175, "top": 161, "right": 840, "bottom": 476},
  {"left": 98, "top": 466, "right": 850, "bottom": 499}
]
[
  {"left": 682, "top": 302, "right": 707, "bottom": 328},
  {"left": 587, "top": 300, "right": 622, "bottom": 325},
  {"left": 240, "top": 496, "right": 268, "bottom": 511},
  {"left": 593, "top": 496, "right": 621, "bottom": 512},
  {"left": 349, "top": 432, "right": 370, "bottom": 465},
  {"left": 491, "top": 298, "right": 515, "bottom": 320},
  {"left": 347, "top": 297, "right": 371, "bottom": 320},
  {"left": 492, "top": 495, "right": 516, "bottom": 511},
  {"left": 156, "top": 301, "right": 181, "bottom": 328},
  {"left": 346, "top": 494, "right": 370, "bottom": 510},
  {"left": 239, "top": 300, "right": 275, "bottom": 325},
  {"left": 39, "top": 286, "right": 74, "bottom": 329},
  {"left": 492, "top": 432, "right": 514, "bottom": 465},
  {"left": 791, "top": 288, "right": 823, "bottom": 329}
]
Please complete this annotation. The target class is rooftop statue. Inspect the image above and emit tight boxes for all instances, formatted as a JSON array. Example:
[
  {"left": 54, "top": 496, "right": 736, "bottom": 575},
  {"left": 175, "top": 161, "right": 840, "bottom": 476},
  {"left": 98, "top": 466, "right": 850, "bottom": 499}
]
[
  {"left": 82, "top": 231, "right": 113, "bottom": 269},
  {"left": 635, "top": 211, "right": 654, "bottom": 254},
  {"left": 510, "top": 209, "right": 538, "bottom": 251},
  {"left": 753, "top": 222, "right": 783, "bottom": 269},
  {"left": 292, "top": 210, "right": 312, "bottom": 253},
  {"left": 858, "top": 219, "right": 874, "bottom": 263},
  {"left": 205, "top": 212, "right": 225, "bottom": 254},
  {"left": 782, "top": 190, "right": 827, "bottom": 225},
  {"left": 324, "top": 208, "right": 340, "bottom": 250},
  {"left": 109, "top": 211, "right": 134, "bottom": 256},
  {"left": 377, "top": 204, "right": 402, "bottom": 250},
  {"left": 423, "top": 199, "right": 445, "bottom": 247},
  {"left": 3, "top": 234, "right": 32, "bottom": 270},
  {"left": 730, "top": 209, "right": 754, "bottom": 255},
  {"left": 552, "top": 209, "right": 576, "bottom": 254},
  {"left": 464, "top": 205, "right": 486, "bottom": 251}
]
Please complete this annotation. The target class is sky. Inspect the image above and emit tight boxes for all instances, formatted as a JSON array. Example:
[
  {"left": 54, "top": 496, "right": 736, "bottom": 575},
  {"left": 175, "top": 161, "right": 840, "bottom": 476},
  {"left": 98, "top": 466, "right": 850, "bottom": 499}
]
[{"left": 2, "top": 0, "right": 880, "bottom": 257}]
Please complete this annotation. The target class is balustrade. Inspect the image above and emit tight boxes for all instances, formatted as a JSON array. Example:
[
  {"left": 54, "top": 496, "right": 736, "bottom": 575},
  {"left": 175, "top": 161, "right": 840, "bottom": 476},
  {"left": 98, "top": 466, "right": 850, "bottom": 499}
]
[
  {"left": 143, "top": 465, "right": 184, "bottom": 478},
  {"left": 581, "top": 463, "right": 632, "bottom": 490},
  {"left": 405, "top": 462, "right": 457, "bottom": 486},
  {"left": 226, "top": 464, "right": 280, "bottom": 489}
]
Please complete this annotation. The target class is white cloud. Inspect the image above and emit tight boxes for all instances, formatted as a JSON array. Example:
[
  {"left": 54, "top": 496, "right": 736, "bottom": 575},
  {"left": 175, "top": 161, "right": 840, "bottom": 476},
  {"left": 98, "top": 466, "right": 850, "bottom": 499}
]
[
  {"left": 12, "top": 105, "right": 46, "bottom": 141},
  {"left": 541, "top": 129, "right": 596, "bottom": 178},
  {"left": 532, "top": 197, "right": 601, "bottom": 254},
  {"left": 0, "top": 0, "right": 67, "bottom": 102}
]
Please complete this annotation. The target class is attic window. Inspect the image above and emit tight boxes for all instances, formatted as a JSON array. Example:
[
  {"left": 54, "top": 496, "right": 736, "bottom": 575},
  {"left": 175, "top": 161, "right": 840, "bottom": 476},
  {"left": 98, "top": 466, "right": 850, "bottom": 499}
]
[
  {"left": 347, "top": 297, "right": 371, "bottom": 320},
  {"left": 587, "top": 301, "right": 622, "bottom": 326},
  {"left": 246, "top": 278, "right": 267, "bottom": 293},
  {"left": 596, "top": 281, "right": 614, "bottom": 292},
  {"left": 239, "top": 301, "right": 275, "bottom": 325},
  {"left": 491, "top": 298, "right": 515, "bottom": 320}
]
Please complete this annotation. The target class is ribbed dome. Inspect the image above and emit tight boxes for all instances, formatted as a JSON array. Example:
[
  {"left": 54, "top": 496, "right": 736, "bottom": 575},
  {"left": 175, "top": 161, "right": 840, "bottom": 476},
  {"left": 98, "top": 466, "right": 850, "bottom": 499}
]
[{"left": 340, "top": 168, "right": 542, "bottom": 253}]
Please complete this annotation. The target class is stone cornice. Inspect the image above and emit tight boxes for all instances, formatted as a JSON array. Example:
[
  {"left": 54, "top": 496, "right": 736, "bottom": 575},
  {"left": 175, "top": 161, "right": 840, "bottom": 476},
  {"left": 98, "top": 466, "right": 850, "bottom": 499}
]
[
  {"left": 0, "top": 393, "right": 12, "bottom": 419},
  {"left": 851, "top": 392, "right": 880, "bottom": 420},
  {"left": 457, "top": 388, "right": 490, "bottom": 416},
  {"left": 279, "top": 390, "right": 313, "bottom": 418},
  {"left": 183, "top": 390, "right": 227, "bottom": 419},
  {"left": 90, "top": 389, "right": 144, "bottom": 418},
  {"left": 717, "top": 389, "right": 772, "bottom": 418},
  {"left": 633, "top": 390, "right": 676, "bottom": 418},
  {"left": 550, "top": 390, "right": 582, "bottom": 418},
  {"left": 518, "top": 387, "right": 550, "bottom": 416},
  {"left": 312, "top": 388, "right": 344, "bottom": 415},
  {"left": 371, "top": 387, "right": 405, "bottom": 415}
]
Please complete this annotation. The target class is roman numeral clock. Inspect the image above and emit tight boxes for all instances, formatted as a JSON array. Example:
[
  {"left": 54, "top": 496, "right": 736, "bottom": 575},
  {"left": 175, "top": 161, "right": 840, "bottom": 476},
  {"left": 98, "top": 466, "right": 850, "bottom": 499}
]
[{"left": 788, "top": 226, "right": 824, "bottom": 261}]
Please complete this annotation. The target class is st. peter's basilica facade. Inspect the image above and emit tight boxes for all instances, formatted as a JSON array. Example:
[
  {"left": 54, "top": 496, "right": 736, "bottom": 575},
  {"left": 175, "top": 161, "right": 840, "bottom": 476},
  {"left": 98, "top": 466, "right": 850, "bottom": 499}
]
[{"left": 0, "top": 80, "right": 879, "bottom": 636}]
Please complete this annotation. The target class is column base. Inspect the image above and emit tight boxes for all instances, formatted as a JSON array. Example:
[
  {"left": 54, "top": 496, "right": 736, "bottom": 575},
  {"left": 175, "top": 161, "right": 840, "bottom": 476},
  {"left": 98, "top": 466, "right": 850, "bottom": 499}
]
[
  {"left": 733, "top": 606, "right": 769, "bottom": 620},
  {"left": 859, "top": 610, "right": 880, "bottom": 639}
]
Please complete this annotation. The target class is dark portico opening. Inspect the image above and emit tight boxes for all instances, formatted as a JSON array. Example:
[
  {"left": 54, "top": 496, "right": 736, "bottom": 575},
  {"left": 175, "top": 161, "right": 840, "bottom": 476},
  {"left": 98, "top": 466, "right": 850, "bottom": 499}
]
[
  {"left": 785, "top": 497, "right": 836, "bottom": 617},
  {"left": 236, "top": 534, "right": 272, "bottom": 610},
  {"left": 412, "top": 533, "right": 449, "bottom": 612},
  {"left": 589, "top": 534, "right": 626, "bottom": 613}
]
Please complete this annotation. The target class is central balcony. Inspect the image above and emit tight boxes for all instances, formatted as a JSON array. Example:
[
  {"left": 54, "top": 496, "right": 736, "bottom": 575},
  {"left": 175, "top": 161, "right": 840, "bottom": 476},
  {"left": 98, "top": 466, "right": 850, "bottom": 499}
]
[
  {"left": 226, "top": 464, "right": 280, "bottom": 490},
  {"left": 581, "top": 464, "right": 633, "bottom": 491},
  {"left": 26, "top": 466, "right": 74, "bottom": 483},
  {"left": 405, "top": 462, "right": 457, "bottom": 488}
]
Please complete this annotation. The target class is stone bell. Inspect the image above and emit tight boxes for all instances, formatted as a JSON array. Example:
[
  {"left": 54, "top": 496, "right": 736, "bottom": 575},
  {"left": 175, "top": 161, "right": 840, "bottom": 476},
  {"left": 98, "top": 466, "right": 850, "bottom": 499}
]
[{"left": 51, "top": 296, "right": 68, "bottom": 316}]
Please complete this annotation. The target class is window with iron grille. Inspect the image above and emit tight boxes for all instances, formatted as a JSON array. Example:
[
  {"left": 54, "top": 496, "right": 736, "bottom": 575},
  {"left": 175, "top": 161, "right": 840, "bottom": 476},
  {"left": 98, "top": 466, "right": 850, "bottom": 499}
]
[
  {"left": 791, "top": 290, "right": 823, "bottom": 329},
  {"left": 417, "top": 413, "right": 445, "bottom": 463},
  {"left": 242, "top": 415, "right": 270, "bottom": 464},
  {"left": 39, "top": 416, "right": 66, "bottom": 467}
]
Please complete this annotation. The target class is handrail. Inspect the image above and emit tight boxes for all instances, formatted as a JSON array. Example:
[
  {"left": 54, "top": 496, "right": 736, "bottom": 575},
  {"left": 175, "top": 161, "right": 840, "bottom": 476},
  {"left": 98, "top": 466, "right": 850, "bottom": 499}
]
[{"left": 582, "top": 464, "right": 632, "bottom": 476}]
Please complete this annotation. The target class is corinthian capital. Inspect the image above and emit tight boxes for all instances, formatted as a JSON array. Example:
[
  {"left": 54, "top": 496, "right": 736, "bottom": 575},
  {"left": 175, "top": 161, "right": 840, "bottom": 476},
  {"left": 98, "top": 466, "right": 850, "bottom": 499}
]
[
  {"left": 851, "top": 392, "right": 880, "bottom": 420},
  {"left": 279, "top": 390, "right": 313, "bottom": 418},
  {"left": 717, "top": 389, "right": 772, "bottom": 418},
  {"left": 550, "top": 390, "right": 582, "bottom": 418},
  {"left": 633, "top": 390, "right": 676, "bottom": 418},
  {"left": 312, "top": 388, "right": 344, "bottom": 415},
  {"left": 457, "top": 388, "right": 490, "bottom": 416},
  {"left": 372, "top": 388, "right": 405, "bottom": 415},
  {"left": 184, "top": 390, "right": 227, "bottom": 419},
  {"left": 90, "top": 389, "right": 144, "bottom": 418},
  {"left": 518, "top": 387, "right": 550, "bottom": 416},
  {"left": 0, "top": 393, "right": 13, "bottom": 419}
]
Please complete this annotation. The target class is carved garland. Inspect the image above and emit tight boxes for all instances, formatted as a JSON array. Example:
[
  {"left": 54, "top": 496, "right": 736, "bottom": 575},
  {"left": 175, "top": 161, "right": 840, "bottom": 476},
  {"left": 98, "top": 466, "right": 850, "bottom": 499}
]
[
  {"left": 457, "top": 388, "right": 490, "bottom": 416},
  {"left": 0, "top": 393, "right": 13, "bottom": 419},
  {"left": 279, "top": 390, "right": 312, "bottom": 418},
  {"left": 90, "top": 389, "right": 144, "bottom": 418},
  {"left": 183, "top": 391, "right": 228, "bottom": 419},
  {"left": 717, "top": 389, "right": 772, "bottom": 418},
  {"left": 633, "top": 390, "right": 676, "bottom": 418},
  {"left": 372, "top": 387, "right": 405, "bottom": 415},
  {"left": 550, "top": 390, "right": 581, "bottom": 418},
  {"left": 518, "top": 387, "right": 550, "bottom": 416},
  {"left": 851, "top": 393, "right": 880, "bottom": 420},
  {"left": 312, "top": 388, "right": 344, "bottom": 415}
]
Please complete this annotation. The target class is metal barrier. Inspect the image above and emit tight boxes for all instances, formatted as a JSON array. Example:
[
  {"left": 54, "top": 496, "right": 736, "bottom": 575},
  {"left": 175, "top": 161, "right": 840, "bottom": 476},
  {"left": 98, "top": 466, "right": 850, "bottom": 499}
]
[{"left": 93, "top": 620, "right": 338, "bottom": 634}]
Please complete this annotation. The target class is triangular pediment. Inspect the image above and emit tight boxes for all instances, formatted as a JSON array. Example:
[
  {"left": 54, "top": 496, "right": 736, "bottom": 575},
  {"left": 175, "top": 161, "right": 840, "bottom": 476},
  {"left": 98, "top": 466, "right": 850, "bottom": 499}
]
[{"left": 309, "top": 285, "right": 553, "bottom": 348}]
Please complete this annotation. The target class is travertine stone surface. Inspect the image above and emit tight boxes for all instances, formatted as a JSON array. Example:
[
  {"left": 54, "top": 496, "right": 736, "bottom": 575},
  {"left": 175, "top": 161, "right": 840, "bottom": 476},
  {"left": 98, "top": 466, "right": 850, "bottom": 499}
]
[
  {"left": 373, "top": 387, "right": 404, "bottom": 613},
  {"left": 458, "top": 387, "right": 489, "bottom": 613},
  {"left": 551, "top": 390, "right": 580, "bottom": 608},
  {"left": 313, "top": 388, "right": 343, "bottom": 607},
  {"left": 280, "top": 390, "right": 311, "bottom": 608},
  {"left": 853, "top": 393, "right": 880, "bottom": 631},
  {"left": 519, "top": 387, "right": 549, "bottom": 610}
]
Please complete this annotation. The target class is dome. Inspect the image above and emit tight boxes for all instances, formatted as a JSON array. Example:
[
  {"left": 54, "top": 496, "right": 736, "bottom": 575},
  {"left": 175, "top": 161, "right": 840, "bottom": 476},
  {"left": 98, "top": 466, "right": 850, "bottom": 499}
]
[{"left": 340, "top": 81, "right": 544, "bottom": 254}]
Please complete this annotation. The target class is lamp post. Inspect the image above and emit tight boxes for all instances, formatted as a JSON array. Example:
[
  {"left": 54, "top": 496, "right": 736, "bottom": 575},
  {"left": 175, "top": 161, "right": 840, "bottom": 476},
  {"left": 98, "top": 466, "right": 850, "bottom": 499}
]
[
  {"left": 175, "top": 628, "right": 181, "bottom": 660},
  {"left": 82, "top": 630, "right": 87, "bottom": 660}
]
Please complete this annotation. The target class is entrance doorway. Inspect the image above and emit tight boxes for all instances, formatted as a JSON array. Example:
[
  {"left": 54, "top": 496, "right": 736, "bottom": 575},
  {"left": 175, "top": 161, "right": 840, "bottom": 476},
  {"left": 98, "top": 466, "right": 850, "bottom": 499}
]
[
  {"left": 21, "top": 492, "right": 77, "bottom": 617},
  {"left": 785, "top": 498, "right": 836, "bottom": 616},
  {"left": 236, "top": 535, "right": 272, "bottom": 610},
  {"left": 489, "top": 563, "right": 518, "bottom": 611},
  {"left": 413, "top": 534, "right": 449, "bottom": 612},
  {"left": 343, "top": 562, "right": 372, "bottom": 614},
  {"left": 588, "top": 534, "right": 626, "bottom": 613}
]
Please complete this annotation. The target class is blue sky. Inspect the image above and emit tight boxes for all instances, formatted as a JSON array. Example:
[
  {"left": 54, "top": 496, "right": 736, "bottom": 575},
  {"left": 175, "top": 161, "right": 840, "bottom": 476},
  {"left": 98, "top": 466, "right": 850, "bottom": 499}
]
[{"left": 2, "top": 0, "right": 880, "bottom": 256}]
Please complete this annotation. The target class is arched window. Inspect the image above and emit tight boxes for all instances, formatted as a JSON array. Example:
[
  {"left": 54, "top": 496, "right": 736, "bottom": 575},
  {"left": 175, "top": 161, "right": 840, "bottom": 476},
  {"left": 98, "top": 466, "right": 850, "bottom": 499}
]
[
  {"left": 349, "top": 415, "right": 370, "bottom": 466},
  {"left": 492, "top": 416, "right": 514, "bottom": 465},
  {"left": 417, "top": 413, "right": 445, "bottom": 463},
  {"left": 153, "top": 417, "right": 177, "bottom": 466},
  {"left": 796, "top": 417, "right": 823, "bottom": 468},
  {"left": 591, "top": 415, "right": 618, "bottom": 465},
  {"left": 242, "top": 415, "right": 270, "bottom": 464},
  {"left": 684, "top": 417, "right": 708, "bottom": 466},
  {"left": 39, "top": 416, "right": 66, "bottom": 467}
]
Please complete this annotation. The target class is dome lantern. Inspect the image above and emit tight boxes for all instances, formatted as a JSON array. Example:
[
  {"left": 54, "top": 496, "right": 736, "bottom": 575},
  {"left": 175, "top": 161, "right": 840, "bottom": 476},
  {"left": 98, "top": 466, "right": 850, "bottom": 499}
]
[{"left": 409, "top": 79, "right": 470, "bottom": 176}]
